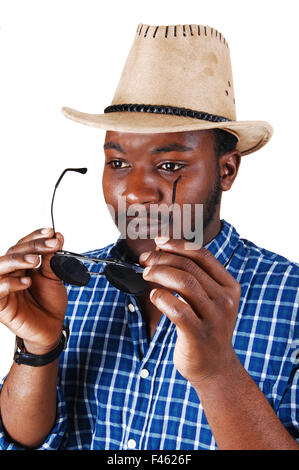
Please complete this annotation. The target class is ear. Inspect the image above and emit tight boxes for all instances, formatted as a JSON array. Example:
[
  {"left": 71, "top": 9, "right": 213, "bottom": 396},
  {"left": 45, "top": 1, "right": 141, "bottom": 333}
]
[{"left": 219, "top": 150, "right": 241, "bottom": 191}]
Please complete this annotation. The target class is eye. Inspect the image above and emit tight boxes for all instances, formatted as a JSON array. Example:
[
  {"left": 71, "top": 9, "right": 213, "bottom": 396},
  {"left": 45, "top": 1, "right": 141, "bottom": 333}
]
[
  {"left": 158, "top": 162, "right": 185, "bottom": 172},
  {"left": 106, "top": 160, "right": 130, "bottom": 169}
]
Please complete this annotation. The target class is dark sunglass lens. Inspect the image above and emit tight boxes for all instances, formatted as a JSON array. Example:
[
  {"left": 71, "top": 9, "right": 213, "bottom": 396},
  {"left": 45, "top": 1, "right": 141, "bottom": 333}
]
[
  {"left": 50, "top": 254, "right": 91, "bottom": 286},
  {"left": 104, "top": 264, "right": 147, "bottom": 295}
]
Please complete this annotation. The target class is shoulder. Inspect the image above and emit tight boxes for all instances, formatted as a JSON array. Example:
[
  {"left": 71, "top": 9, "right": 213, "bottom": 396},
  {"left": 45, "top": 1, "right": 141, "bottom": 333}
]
[
  {"left": 237, "top": 236, "right": 299, "bottom": 280},
  {"left": 235, "top": 237, "right": 299, "bottom": 324}
]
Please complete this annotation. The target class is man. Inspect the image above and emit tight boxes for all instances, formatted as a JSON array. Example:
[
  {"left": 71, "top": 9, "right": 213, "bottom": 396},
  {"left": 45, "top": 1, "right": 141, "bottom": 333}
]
[{"left": 0, "top": 24, "right": 298, "bottom": 450}]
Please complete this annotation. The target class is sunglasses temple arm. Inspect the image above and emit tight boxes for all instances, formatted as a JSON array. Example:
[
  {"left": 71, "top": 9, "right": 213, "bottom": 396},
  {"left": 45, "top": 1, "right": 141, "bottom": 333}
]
[
  {"left": 170, "top": 174, "right": 181, "bottom": 221},
  {"left": 161, "top": 175, "right": 181, "bottom": 237},
  {"left": 50, "top": 167, "right": 88, "bottom": 238},
  {"left": 50, "top": 185, "right": 58, "bottom": 236}
]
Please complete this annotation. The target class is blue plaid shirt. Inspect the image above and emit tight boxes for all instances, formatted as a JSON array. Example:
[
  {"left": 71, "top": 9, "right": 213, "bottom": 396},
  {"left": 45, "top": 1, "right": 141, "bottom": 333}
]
[{"left": 0, "top": 220, "right": 298, "bottom": 450}]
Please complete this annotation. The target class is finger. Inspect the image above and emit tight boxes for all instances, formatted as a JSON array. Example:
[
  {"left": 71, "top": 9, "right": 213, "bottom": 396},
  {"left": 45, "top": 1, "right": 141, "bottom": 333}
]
[
  {"left": 6, "top": 233, "right": 62, "bottom": 257},
  {"left": 4, "top": 228, "right": 49, "bottom": 278},
  {"left": 154, "top": 237, "right": 236, "bottom": 287},
  {"left": 6, "top": 233, "right": 64, "bottom": 282},
  {"left": 143, "top": 264, "right": 214, "bottom": 317},
  {"left": 6, "top": 255, "right": 42, "bottom": 279},
  {"left": 0, "top": 253, "right": 40, "bottom": 277},
  {"left": 14, "top": 228, "right": 55, "bottom": 247},
  {"left": 139, "top": 249, "right": 220, "bottom": 298},
  {"left": 149, "top": 287, "right": 201, "bottom": 333},
  {"left": 0, "top": 275, "right": 32, "bottom": 299}
]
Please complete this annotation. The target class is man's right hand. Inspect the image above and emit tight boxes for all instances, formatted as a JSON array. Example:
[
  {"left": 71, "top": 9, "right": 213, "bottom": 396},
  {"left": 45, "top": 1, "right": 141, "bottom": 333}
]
[{"left": 0, "top": 228, "right": 68, "bottom": 355}]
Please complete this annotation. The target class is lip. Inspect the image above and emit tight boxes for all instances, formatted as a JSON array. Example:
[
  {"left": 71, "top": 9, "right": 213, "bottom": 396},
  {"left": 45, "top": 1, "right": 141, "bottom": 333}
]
[
  {"left": 126, "top": 217, "right": 170, "bottom": 236},
  {"left": 126, "top": 215, "right": 172, "bottom": 223},
  {"left": 127, "top": 218, "right": 170, "bottom": 228}
]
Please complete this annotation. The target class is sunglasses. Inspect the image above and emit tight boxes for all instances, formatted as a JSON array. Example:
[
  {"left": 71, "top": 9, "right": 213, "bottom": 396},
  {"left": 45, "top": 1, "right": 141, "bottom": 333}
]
[{"left": 49, "top": 168, "right": 181, "bottom": 296}]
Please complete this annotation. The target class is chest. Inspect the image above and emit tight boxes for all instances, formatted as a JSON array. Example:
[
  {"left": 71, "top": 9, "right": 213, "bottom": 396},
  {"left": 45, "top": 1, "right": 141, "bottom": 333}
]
[{"left": 137, "top": 293, "right": 163, "bottom": 341}]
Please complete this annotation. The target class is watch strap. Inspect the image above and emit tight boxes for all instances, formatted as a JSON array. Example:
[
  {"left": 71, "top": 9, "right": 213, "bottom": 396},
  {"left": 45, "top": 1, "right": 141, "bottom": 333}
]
[{"left": 14, "top": 319, "right": 69, "bottom": 367}]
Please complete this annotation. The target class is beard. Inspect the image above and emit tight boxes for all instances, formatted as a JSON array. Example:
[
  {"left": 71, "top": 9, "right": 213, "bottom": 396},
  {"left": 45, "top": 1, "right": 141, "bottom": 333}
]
[
  {"left": 184, "top": 162, "right": 221, "bottom": 243},
  {"left": 203, "top": 162, "right": 222, "bottom": 228}
]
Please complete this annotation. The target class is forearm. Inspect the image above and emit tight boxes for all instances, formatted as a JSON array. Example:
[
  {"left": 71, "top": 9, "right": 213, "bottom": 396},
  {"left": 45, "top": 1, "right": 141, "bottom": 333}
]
[
  {"left": 0, "top": 358, "right": 59, "bottom": 449},
  {"left": 194, "top": 354, "right": 299, "bottom": 450}
]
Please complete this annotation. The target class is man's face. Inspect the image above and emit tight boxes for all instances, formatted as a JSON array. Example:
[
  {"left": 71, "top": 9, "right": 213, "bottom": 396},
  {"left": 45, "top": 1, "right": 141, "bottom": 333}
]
[{"left": 102, "top": 129, "right": 221, "bottom": 255}]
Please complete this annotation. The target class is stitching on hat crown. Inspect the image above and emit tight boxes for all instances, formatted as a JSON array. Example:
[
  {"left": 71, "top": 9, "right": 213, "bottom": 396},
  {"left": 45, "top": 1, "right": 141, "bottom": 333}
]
[
  {"left": 153, "top": 26, "right": 159, "bottom": 38},
  {"left": 136, "top": 24, "right": 228, "bottom": 46}
]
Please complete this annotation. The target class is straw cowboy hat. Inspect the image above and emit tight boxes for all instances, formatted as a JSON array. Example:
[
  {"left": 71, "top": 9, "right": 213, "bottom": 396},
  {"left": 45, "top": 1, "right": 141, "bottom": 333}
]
[{"left": 62, "top": 23, "right": 273, "bottom": 156}]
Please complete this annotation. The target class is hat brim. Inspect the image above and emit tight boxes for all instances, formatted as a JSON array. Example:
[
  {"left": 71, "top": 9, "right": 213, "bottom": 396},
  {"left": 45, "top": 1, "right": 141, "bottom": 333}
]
[{"left": 61, "top": 107, "right": 273, "bottom": 156}]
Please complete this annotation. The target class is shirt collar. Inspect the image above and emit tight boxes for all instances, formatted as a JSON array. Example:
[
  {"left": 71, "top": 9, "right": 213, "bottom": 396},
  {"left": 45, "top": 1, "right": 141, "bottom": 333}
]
[
  {"left": 108, "top": 219, "right": 240, "bottom": 268},
  {"left": 108, "top": 237, "right": 140, "bottom": 264},
  {"left": 204, "top": 219, "right": 240, "bottom": 267}
]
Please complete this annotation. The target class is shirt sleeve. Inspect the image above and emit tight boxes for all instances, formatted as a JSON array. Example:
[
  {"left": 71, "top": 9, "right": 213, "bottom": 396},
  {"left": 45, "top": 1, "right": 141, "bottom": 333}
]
[
  {"left": 274, "top": 331, "right": 299, "bottom": 444},
  {"left": 276, "top": 364, "right": 299, "bottom": 444},
  {"left": 0, "top": 374, "right": 68, "bottom": 450}
]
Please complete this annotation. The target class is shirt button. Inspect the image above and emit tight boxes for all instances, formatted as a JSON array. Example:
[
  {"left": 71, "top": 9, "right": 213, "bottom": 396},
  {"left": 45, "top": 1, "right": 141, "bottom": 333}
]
[
  {"left": 140, "top": 368, "right": 149, "bottom": 379},
  {"left": 127, "top": 439, "right": 137, "bottom": 449},
  {"left": 128, "top": 303, "right": 135, "bottom": 312}
]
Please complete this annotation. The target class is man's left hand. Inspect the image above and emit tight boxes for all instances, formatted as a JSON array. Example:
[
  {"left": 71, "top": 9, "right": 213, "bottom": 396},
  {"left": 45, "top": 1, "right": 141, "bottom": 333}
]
[{"left": 139, "top": 237, "right": 241, "bottom": 389}]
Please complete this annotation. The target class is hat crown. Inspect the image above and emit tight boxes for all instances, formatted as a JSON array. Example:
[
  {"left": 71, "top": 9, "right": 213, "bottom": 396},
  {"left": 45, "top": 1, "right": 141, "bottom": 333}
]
[
  {"left": 62, "top": 22, "right": 273, "bottom": 156},
  {"left": 112, "top": 24, "right": 236, "bottom": 120}
]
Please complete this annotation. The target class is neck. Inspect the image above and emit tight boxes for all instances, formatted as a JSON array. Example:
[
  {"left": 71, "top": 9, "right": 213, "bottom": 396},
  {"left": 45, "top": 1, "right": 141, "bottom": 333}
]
[{"left": 201, "top": 208, "right": 222, "bottom": 246}]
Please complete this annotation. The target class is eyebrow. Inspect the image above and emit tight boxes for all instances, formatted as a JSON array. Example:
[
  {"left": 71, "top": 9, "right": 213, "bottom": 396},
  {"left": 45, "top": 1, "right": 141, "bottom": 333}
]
[
  {"left": 103, "top": 141, "right": 126, "bottom": 153},
  {"left": 103, "top": 141, "right": 194, "bottom": 155},
  {"left": 150, "top": 143, "right": 193, "bottom": 154}
]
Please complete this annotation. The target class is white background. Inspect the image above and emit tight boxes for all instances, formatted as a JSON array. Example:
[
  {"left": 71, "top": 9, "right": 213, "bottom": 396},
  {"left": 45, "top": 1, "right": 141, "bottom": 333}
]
[{"left": 0, "top": 0, "right": 298, "bottom": 376}]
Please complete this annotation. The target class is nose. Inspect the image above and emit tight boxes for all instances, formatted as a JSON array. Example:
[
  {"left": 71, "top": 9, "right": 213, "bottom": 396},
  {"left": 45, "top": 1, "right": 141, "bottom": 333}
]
[{"left": 121, "top": 172, "right": 161, "bottom": 206}]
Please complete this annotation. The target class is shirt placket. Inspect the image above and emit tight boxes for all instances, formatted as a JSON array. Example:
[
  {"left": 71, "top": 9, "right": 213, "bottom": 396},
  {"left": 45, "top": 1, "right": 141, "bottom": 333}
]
[{"left": 122, "top": 295, "right": 174, "bottom": 450}]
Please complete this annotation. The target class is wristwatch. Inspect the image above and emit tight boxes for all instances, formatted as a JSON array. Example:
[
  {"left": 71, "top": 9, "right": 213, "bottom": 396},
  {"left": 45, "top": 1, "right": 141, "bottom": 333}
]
[{"left": 13, "top": 319, "right": 69, "bottom": 367}]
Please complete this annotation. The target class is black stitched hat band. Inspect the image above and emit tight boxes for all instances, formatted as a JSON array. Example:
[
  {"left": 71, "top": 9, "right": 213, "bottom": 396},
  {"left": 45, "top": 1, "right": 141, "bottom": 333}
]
[{"left": 104, "top": 104, "right": 231, "bottom": 123}]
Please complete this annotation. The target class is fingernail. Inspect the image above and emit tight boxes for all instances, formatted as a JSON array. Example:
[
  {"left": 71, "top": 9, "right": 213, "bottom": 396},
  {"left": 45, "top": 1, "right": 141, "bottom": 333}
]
[
  {"left": 184, "top": 241, "right": 202, "bottom": 251},
  {"left": 24, "top": 255, "right": 39, "bottom": 263},
  {"left": 177, "top": 294, "right": 188, "bottom": 305},
  {"left": 20, "top": 277, "right": 31, "bottom": 285},
  {"left": 150, "top": 288, "right": 157, "bottom": 300},
  {"left": 139, "top": 251, "right": 151, "bottom": 263},
  {"left": 41, "top": 228, "right": 52, "bottom": 234},
  {"left": 155, "top": 236, "right": 170, "bottom": 245},
  {"left": 143, "top": 266, "right": 151, "bottom": 277},
  {"left": 45, "top": 238, "right": 58, "bottom": 247}
]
